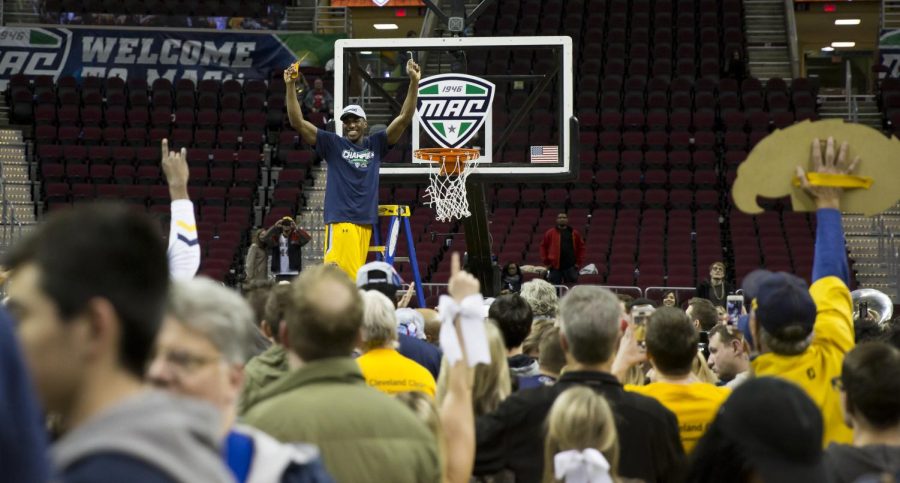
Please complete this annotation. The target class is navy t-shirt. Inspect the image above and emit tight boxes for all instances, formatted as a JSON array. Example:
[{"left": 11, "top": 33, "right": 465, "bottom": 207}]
[{"left": 315, "top": 129, "right": 391, "bottom": 225}]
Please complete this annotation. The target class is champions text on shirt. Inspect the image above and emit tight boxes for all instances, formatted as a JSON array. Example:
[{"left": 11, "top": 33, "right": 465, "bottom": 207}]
[{"left": 315, "top": 129, "right": 392, "bottom": 226}]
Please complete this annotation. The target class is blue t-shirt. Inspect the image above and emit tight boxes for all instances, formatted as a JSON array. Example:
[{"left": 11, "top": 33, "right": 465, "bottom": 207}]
[{"left": 315, "top": 129, "right": 391, "bottom": 225}]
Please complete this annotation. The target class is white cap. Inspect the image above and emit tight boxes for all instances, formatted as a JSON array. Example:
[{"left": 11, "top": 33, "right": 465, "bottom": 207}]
[
  {"left": 356, "top": 261, "right": 403, "bottom": 287},
  {"left": 340, "top": 104, "right": 367, "bottom": 121}
]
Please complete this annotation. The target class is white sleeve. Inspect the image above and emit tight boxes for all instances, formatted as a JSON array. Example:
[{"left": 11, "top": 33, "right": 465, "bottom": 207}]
[{"left": 168, "top": 200, "right": 201, "bottom": 280}]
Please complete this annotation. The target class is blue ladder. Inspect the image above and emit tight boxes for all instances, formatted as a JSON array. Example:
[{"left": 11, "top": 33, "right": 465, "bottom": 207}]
[{"left": 371, "top": 204, "right": 427, "bottom": 308}]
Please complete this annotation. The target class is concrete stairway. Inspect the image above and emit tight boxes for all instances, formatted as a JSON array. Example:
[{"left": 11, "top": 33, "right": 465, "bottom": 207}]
[
  {"left": 1, "top": 0, "right": 39, "bottom": 24},
  {"left": 0, "top": 105, "right": 9, "bottom": 128},
  {"left": 884, "top": 0, "right": 900, "bottom": 30},
  {"left": 818, "top": 95, "right": 852, "bottom": 120},
  {"left": 0, "top": 129, "right": 38, "bottom": 258},
  {"left": 743, "top": 0, "right": 793, "bottom": 81},
  {"left": 298, "top": 166, "right": 326, "bottom": 269},
  {"left": 286, "top": 0, "right": 316, "bottom": 32},
  {"left": 818, "top": 95, "right": 884, "bottom": 131},
  {"left": 852, "top": 95, "right": 884, "bottom": 131},
  {"left": 844, "top": 205, "right": 900, "bottom": 303}
]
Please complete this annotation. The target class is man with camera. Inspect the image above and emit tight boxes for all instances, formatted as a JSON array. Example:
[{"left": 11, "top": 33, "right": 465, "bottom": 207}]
[{"left": 264, "top": 216, "right": 312, "bottom": 282}]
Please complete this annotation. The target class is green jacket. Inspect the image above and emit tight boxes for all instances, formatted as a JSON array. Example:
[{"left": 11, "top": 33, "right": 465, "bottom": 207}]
[
  {"left": 237, "top": 344, "right": 289, "bottom": 416},
  {"left": 242, "top": 357, "right": 442, "bottom": 483}
]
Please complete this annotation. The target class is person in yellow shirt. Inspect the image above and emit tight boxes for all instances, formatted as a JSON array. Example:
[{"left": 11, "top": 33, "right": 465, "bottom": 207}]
[
  {"left": 356, "top": 289, "right": 436, "bottom": 397},
  {"left": 747, "top": 136, "right": 857, "bottom": 447},
  {"left": 625, "top": 307, "right": 730, "bottom": 453}
]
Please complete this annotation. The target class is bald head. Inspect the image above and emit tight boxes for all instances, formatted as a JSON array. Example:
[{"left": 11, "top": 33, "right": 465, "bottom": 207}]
[
  {"left": 417, "top": 308, "right": 441, "bottom": 344},
  {"left": 287, "top": 264, "right": 363, "bottom": 361}
]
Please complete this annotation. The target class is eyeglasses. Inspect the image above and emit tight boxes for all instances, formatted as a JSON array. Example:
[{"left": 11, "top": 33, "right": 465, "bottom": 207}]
[
  {"left": 150, "top": 348, "right": 222, "bottom": 375},
  {"left": 831, "top": 376, "right": 844, "bottom": 391},
  {"left": 711, "top": 266, "right": 725, "bottom": 272}
]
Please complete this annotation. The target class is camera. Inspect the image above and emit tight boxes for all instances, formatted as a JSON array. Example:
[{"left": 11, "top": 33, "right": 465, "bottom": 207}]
[
  {"left": 632, "top": 306, "right": 654, "bottom": 347},
  {"left": 698, "top": 331, "right": 710, "bottom": 360},
  {"left": 726, "top": 295, "right": 744, "bottom": 327}
]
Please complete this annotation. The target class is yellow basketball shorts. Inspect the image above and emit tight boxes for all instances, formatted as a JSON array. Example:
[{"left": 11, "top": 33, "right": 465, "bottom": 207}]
[{"left": 324, "top": 222, "right": 372, "bottom": 281}]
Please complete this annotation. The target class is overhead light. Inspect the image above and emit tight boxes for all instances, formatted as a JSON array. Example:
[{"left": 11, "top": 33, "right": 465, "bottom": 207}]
[
  {"left": 831, "top": 41, "right": 856, "bottom": 48},
  {"left": 834, "top": 19, "right": 861, "bottom": 25},
  {"left": 821, "top": 46, "right": 835, "bottom": 52},
  {"left": 360, "top": 51, "right": 373, "bottom": 55},
  {"left": 373, "top": 23, "right": 399, "bottom": 30}
]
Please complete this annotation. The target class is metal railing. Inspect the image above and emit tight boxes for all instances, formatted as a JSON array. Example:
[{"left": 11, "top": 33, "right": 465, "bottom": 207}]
[
  {"left": 419, "top": 282, "right": 573, "bottom": 300},
  {"left": 418, "top": 282, "right": 644, "bottom": 304},
  {"left": 845, "top": 59, "right": 854, "bottom": 118},
  {"left": 393, "top": 281, "right": 712, "bottom": 307},
  {"left": 644, "top": 287, "right": 698, "bottom": 305},
  {"left": 0, "top": 157, "right": 23, "bottom": 256},
  {"left": 884, "top": 0, "right": 900, "bottom": 30},
  {"left": 313, "top": 4, "right": 350, "bottom": 35},
  {"left": 784, "top": 0, "right": 800, "bottom": 79},
  {"left": 870, "top": 216, "right": 900, "bottom": 296}
]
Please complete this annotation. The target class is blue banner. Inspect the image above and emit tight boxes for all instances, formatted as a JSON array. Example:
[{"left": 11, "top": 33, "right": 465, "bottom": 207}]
[{"left": 0, "top": 26, "right": 341, "bottom": 90}]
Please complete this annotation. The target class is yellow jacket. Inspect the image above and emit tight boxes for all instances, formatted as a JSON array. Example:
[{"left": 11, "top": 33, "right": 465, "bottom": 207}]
[{"left": 751, "top": 275, "right": 854, "bottom": 446}]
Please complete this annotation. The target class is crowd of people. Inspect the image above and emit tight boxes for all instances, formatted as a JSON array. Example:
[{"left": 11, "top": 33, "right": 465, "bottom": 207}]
[
  {"left": 39, "top": 4, "right": 288, "bottom": 30},
  {"left": 1, "top": 135, "right": 899, "bottom": 483}
]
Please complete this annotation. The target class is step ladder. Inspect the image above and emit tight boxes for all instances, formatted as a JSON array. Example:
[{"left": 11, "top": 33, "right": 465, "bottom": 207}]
[{"left": 370, "top": 204, "right": 426, "bottom": 308}]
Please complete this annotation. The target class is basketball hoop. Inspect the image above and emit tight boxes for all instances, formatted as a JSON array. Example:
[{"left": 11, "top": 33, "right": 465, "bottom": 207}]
[{"left": 415, "top": 148, "right": 479, "bottom": 222}]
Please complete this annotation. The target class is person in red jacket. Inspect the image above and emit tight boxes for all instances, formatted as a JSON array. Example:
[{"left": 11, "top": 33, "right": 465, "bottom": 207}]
[{"left": 540, "top": 213, "right": 585, "bottom": 285}]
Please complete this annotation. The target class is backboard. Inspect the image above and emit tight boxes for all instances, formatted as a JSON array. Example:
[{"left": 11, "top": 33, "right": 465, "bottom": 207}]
[{"left": 333, "top": 36, "right": 576, "bottom": 181}]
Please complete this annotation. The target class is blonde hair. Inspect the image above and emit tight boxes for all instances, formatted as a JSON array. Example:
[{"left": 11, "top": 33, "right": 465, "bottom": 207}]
[
  {"left": 521, "top": 279, "right": 559, "bottom": 318},
  {"left": 543, "top": 387, "right": 620, "bottom": 483},
  {"left": 437, "top": 320, "right": 511, "bottom": 416},
  {"left": 522, "top": 318, "right": 556, "bottom": 357},
  {"left": 395, "top": 392, "right": 446, "bottom": 481},
  {"left": 621, "top": 365, "right": 647, "bottom": 386},
  {"left": 692, "top": 352, "right": 718, "bottom": 384}
]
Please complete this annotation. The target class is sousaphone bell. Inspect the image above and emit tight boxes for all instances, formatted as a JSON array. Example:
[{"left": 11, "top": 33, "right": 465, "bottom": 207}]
[{"left": 851, "top": 288, "right": 894, "bottom": 325}]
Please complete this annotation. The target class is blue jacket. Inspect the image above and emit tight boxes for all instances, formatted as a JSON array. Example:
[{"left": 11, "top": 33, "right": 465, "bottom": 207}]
[
  {"left": 0, "top": 308, "right": 50, "bottom": 483},
  {"left": 398, "top": 334, "right": 442, "bottom": 379}
]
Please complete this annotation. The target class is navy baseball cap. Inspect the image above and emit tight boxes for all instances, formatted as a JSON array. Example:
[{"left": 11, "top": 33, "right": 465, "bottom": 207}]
[{"left": 743, "top": 270, "right": 817, "bottom": 336}]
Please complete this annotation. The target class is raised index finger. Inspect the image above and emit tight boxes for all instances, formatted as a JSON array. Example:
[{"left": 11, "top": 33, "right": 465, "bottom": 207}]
[
  {"left": 161, "top": 138, "right": 169, "bottom": 159},
  {"left": 451, "top": 252, "right": 461, "bottom": 277}
]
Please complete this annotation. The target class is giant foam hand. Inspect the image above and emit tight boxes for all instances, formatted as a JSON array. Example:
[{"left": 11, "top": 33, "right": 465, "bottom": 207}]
[{"left": 732, "top": 119, "right": 900, "bottom": 216}]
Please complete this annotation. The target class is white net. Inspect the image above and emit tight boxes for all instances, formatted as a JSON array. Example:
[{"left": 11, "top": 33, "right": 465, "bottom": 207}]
[{"left": 422, "top": 156, "right": 479, "bottom": 222}]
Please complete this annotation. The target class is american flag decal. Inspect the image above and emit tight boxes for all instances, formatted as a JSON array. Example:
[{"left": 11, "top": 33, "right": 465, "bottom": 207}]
[{"left": 530, "top": 145, "right": 558, "bottom": 163}]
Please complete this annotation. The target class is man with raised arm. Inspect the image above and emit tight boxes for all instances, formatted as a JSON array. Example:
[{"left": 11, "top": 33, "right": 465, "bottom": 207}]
[
  {"left": 748, "top": 137, "right": 858, "bottom": 446},
  {"left": 161, "top": 139, "right": 200, "bottom": 281},
  {"left": 283, "top": 60, "right": 421, "bottom": 280}
]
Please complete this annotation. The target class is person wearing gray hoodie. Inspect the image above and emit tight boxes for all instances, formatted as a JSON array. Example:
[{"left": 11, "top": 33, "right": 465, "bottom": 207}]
[
  {"left": 52, "top": 391, "right": 234, "bottom": 482},
  {"left": 3, "top": 202, "right": 232, "bottom": 483},
  {"left": 824, "top": 342, "right": 900, "bottom": 482}
]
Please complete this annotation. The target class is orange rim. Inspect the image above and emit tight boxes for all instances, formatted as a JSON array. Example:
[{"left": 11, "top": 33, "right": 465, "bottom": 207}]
[{"left": 414, "top": 148, "right": 480, "bottom": 175}]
